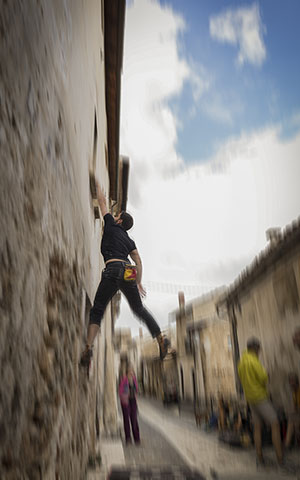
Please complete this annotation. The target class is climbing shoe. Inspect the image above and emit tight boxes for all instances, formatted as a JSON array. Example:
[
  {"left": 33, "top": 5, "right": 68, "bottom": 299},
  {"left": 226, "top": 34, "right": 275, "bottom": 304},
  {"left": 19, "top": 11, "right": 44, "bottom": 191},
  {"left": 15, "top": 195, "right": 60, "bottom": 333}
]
[{"left": 157, "top": 335, "right": 170, "bottom": 361}]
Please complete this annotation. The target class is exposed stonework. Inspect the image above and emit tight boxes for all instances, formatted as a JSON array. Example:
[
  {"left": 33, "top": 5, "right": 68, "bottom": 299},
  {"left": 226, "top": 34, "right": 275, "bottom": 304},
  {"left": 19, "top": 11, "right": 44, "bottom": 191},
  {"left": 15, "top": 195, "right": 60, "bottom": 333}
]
[
  {"left": 0, "top": 1, "right": 125, "bottom": 478},
  {"left": 134, "top": 327, "right": 177, "bottom": 399},
  {"left": 218, "top": 217, "right": 300, "bottom": 411},
  {"left": 173, "top": 289, "right": 236, "bottom": 405}
]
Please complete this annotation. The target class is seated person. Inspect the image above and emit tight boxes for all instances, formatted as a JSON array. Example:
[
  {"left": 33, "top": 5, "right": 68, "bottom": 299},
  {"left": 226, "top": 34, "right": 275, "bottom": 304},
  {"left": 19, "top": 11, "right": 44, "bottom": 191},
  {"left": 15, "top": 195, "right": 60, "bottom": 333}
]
[
  {"left": 231, "top": 404, "right": 250, "bottom": 436},
  {"left": 218, "top": 395, "right": 229, "bottom": 431},
  {"left": 233, "top": 407, "right": 242, "bottom": 432},
  {"left": 285, "top": 372, "right": 300, "bottom": 449}
]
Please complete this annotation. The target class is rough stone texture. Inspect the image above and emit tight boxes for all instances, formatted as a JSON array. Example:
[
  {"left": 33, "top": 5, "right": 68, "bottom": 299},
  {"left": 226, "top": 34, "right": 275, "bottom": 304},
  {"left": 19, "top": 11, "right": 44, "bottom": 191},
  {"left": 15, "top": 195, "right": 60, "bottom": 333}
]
[
  {"left": 198, "top": 318, "right": 236, "bottom": 401},
  {"left": 174, "top": 290, "right": 235, "bottom": 404},
  {"left": 231, "top": 250, "right": 300, "bottom": 409},
  {"left": 0, "top": 1, "right": 117, "bottom": 478},
  {"left": 123, "top": 416, "right": 187, "bottom": 467},
  {"left": 133, "top": 326, "right": 176, "bottom": 400}
]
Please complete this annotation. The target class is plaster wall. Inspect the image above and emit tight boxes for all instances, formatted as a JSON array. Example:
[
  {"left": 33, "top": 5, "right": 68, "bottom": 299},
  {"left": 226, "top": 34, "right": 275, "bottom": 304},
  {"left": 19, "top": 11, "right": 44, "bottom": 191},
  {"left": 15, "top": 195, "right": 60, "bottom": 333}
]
[
  {"left": 199, "top": 319, "right": 236, "bottom": 401},
  {"left": 235, "top": 250, "right": 300, "bottom": 408}
]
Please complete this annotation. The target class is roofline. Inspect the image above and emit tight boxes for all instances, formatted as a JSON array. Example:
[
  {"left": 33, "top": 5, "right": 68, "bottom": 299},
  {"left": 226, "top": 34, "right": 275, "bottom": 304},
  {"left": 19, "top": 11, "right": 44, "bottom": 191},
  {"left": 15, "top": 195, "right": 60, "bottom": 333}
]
[
  {"left": 218, "top": 217, "right": 300, "bottom": 306},
  {"left": 104, "top": 0, "right": 126, "bottom": 201},
  {"left": 170, "top": 286, "right": 227, "bottom": 317}
]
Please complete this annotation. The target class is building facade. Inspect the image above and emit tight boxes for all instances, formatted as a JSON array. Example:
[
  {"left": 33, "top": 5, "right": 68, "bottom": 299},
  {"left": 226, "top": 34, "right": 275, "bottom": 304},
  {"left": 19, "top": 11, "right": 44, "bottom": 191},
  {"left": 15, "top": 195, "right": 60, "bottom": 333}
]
[
  {"left": 218, "top": 220, "right": 300, "bottom": 410},
  {"left": 114, "top": 327, "right": 138, "bottom": 381},
  {"left": 137, "top": 326, "right": 177, "bottom": 399},
  {"left": 174, "top": 289, "right": 236, "bottom": 406},
  {"left": 0, "top": 1, "right": 125, "bottom": 478}
]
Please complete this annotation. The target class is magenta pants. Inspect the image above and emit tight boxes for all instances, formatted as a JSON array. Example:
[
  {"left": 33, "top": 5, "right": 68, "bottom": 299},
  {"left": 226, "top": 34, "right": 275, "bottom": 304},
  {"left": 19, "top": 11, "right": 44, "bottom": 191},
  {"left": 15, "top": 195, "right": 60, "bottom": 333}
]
[{"left": 121, "top": 398, "right": 140, "bottom": 443}]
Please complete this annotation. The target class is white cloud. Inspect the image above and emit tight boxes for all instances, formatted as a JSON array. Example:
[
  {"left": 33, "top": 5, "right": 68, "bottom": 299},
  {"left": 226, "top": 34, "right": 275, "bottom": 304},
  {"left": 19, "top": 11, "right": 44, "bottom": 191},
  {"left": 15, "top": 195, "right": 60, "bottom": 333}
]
[
  {"left": 209, "top": 3, "right": 266, "bottom": 66},
  {"left": 118, "top": 0, "right": 300, "bottom": 337},
  {"left": 203, "top": 96, "right": 234, "bottom": 125},
  {"left": 119, "top": 124, "right": 300, "bottom": 336},
  {"left": 120, "top": 0, "right": 209, "bottom": 198},
  {"left": 188, "top": 63, "right": 210, "bottom": 102},
  {"left": 131, "top": 126, "right": 300, "bottom": 278}
]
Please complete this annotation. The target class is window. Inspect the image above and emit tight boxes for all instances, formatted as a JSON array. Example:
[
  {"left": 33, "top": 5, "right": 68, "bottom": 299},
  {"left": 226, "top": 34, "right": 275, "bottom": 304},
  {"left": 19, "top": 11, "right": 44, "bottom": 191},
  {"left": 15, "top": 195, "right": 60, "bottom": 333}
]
[{"left": 273, "top": 266, "right": 299, "bottom": 316}]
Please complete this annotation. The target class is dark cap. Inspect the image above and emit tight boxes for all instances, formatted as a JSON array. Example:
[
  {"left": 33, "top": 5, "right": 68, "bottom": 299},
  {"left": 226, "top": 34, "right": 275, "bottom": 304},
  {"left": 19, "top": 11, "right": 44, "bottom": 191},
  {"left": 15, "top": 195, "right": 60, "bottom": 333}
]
[{"left": 247, "top": 336, "right": 261, "bottom": 350}]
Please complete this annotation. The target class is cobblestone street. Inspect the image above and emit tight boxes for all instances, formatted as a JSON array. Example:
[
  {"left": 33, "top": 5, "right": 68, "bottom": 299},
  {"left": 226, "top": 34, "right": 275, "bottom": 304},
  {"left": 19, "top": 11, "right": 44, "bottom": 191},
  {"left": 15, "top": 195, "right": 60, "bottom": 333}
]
[
  {"left": 123, "top": 417, "right": 188, "bottom": 467},
  {"left": 105, "top": 397, "right": 300, "bottom": 480},
  {"left": 109, "top": 413, "right": 206, "bottom": 479},
  {"left": 89, "top": 396, "right": 300, "bottom": 479}
]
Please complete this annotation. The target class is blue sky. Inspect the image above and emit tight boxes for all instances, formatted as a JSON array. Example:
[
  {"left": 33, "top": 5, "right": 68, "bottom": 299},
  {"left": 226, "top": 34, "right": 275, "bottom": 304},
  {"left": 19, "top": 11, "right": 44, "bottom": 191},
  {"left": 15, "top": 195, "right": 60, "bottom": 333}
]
[
  {"left": 118, "top": 0, "right": 300, "bottom": 335},
  {"left": 160, "top": 0, "right": 300, "bottom": 162}
]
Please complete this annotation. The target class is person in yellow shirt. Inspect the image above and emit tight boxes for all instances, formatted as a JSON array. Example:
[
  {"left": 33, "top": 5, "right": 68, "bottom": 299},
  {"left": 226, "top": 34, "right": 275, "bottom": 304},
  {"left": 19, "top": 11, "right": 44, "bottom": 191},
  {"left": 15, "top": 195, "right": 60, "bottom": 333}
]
[
  {"left": 285, "top": 372, "right": 300, "bottom": 449},
  {"left": 238, "top": 337, "right": 283, "bottom": 467}
]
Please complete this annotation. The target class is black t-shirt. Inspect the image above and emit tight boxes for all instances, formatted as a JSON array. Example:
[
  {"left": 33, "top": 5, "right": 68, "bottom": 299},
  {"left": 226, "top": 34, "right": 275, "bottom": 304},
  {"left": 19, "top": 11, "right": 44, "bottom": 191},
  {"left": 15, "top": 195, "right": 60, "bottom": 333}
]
[{"left": 101, "top": 213, "right": 136, "bottom": 262}]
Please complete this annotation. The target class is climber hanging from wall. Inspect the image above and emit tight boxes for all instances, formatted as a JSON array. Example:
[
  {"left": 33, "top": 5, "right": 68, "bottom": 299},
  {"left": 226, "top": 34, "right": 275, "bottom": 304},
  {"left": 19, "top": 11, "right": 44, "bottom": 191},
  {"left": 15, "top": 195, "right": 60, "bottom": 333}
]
[{"left": 79, "top": 176, "right": 170, "bottom": 370}]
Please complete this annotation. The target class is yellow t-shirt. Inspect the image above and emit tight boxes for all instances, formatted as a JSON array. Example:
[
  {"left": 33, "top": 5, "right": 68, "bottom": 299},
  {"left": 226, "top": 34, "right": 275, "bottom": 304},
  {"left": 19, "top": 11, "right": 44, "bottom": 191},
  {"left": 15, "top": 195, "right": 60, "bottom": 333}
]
[{"left": 238, "top": 350, "right": 268, "bottom": 405}]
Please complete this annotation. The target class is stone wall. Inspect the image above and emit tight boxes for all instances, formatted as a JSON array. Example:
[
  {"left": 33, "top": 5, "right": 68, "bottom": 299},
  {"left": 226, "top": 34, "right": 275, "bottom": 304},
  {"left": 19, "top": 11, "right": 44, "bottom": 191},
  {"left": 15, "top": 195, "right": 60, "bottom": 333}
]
[
  {"left": 234, "top": 248, "right": 300, "bottom": 409},
  {"left": 199, "top": 319, "right": 236, "bottom": 401},
  {"left": 175, "top": 289, "right": 235, "bottom": 404},
  {"left": 0, "top": 1, "right": 115, "bottom": 478}
]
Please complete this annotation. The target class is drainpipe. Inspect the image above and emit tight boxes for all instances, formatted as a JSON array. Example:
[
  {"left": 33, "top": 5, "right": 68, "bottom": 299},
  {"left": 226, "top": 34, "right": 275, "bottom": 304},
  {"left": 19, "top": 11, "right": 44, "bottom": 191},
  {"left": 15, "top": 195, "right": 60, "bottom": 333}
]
[
  {"left": 193, "top": 329, "right": 206, "bottom": 408},
  {"left": 229, "top": 301, "right": 242, "bottom": 396}
]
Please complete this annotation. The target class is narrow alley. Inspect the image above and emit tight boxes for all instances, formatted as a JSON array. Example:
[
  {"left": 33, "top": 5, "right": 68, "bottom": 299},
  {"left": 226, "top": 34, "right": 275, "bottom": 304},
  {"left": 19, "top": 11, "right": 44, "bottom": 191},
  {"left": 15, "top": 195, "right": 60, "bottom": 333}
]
[
  {"left": 1, "top": 1, "right": 300, "bottom": 480},
  {"left": 123, "top": 417, "right": 187, "bottom": 467},
  {"left": 92, "top": 397, "right": 300, "bottom": 480}
]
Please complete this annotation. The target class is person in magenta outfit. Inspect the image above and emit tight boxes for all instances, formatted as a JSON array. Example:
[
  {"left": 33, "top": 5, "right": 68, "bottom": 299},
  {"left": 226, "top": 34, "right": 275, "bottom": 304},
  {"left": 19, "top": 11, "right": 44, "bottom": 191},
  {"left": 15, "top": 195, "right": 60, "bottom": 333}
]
[{"left": 119, "top": 365, "right": 140, "bottom": 445}]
